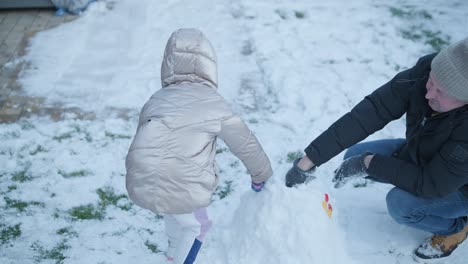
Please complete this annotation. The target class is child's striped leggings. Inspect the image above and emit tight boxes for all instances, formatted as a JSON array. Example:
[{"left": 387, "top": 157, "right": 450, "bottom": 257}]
[{"left": 165, "top": 207, "right": 212, "bottom": 264}]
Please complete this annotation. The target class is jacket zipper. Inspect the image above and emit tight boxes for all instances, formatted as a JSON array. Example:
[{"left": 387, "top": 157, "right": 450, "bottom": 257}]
[{"left": 420, "top": 117, "right": 427, "bottom": 127}]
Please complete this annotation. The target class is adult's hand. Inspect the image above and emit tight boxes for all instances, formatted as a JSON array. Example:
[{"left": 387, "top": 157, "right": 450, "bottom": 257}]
[{"left": 333, "top": 152, "right": 373, "bottom": 188}]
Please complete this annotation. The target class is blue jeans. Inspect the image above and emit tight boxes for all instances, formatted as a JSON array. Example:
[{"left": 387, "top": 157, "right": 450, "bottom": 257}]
[
  {"left": 344, "top": 139, "right": 468, "bottom": 235},
  {"left": 343, "top": 138, "right": 406, "bottom": 159}
]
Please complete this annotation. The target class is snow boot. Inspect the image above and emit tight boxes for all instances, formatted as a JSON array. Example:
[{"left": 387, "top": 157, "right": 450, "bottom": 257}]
[{"left": 413, "top": 223, "right": 468, "bottom": 262}]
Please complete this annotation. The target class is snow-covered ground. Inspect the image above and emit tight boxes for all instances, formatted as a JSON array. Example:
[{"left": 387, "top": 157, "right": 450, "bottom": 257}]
[{"left": 1, "top": 0, "right": 468, "bottom": 263}]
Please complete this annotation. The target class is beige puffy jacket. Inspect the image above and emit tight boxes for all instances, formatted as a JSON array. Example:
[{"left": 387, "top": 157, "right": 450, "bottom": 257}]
[{"left": 125, "top": 28, "right": 273, "bottom": 214}]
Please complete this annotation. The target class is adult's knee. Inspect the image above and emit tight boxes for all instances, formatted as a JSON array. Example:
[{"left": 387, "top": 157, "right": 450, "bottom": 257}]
[
  {"left": 386, "top": 187, "right": 423, "bottom": 224},
  {"left": 386, "top": 188, "right": 401, "bottom": 221}
]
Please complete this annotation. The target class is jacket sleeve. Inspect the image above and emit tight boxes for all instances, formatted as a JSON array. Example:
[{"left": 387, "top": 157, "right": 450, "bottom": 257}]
[
  {"left": 369, "top": 122, "right": 468, "bottom": 198},
  {"left": 218, "top": 115, "right": 273, "bottom": 183},
  {"left": 304, "top": 56, "right": 427, "bottom": 166}
]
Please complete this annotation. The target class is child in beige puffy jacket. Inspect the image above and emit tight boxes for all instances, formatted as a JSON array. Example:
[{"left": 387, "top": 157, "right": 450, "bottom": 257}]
[{"left": 125, "top": 28, "right": 273, "bottom": 264}]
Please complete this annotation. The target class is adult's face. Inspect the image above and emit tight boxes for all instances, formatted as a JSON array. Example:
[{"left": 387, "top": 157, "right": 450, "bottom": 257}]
[{"left": 425, "top": 72, "right": 467, "bottom": 112}]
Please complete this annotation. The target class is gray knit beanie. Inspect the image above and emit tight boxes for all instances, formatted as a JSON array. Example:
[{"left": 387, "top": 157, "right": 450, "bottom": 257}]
[{"left": 431, "top": 37, "right": 468, "bottom": 102}]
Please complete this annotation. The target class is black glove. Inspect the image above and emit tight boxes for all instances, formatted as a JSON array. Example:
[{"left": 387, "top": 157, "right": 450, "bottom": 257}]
[
  {"left": 285, "top": 158, "right": 316, "bottom": 187},
  {"left": 332, "top": 152, "right": 371, "bottom": 188}
]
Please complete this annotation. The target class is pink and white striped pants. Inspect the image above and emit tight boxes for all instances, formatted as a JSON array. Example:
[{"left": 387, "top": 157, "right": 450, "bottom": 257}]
[{"left": 164, "top": 207, "right": 212, "bottom": 264}]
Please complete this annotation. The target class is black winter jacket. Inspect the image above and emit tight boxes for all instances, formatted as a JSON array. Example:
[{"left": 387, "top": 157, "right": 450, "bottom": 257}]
[{"left": 305, "top": 53, "right": 468, "bottom": 198}]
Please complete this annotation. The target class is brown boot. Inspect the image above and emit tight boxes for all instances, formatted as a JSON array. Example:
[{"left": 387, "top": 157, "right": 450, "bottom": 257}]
[{"left": 414, "top": 224, "right": 468, "bottom": 262}]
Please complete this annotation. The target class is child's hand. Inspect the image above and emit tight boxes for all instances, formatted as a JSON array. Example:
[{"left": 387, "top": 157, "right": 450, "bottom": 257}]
[{"left": 251, "top": 181, "right": 265, "bottom": 192}]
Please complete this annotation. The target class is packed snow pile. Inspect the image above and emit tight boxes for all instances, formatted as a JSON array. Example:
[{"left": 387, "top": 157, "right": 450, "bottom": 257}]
[{"left": 216, "top": 183, "right": 351, "bottom": 264}]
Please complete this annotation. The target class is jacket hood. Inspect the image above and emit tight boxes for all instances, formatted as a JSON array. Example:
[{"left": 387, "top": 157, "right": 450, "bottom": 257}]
[{"left": 161, "top": 28, "right": 218, "bottom": 89}]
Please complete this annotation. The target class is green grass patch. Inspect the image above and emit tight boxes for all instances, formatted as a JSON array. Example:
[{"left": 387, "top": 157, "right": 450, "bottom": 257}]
[
  {"left": 286, "top": 151, "right": 303, "bottom": 163},
  {"left": 69, "top": 204, "right": 104, "bottom": 221},
  {"left": 145, "top": 240, "right": 162, "bottom": 254},
  {"left": 58, "top": 169, "right": 92, "bottom": 178},
  {"left": 389, "top": 6, "right": 449, "bottom": 51},
  {"left": 0, "top": 223, "right": 21, "bottom": 246},
  {"left": 214, "top": 180, "right": 233, "bottom": 200},
  {"left": 97, "top": 187, "right": 132, "bottom": 211},
  {"left": 216, "top": 147, "right": 229, "bottom": 154},
  {"left": 389, "top": 6, "right": 432, "bottom": 19},
  {"left": 56, "top": 227, "right": 78, "bottom": 238},
  {"left": 4, "top": 197, "right": 44, "bottom": 212},
  {"left": 4, "top": 198, "right": 27, "bottom": 212},
  {"left": 248, "top": 118, "right": 258, "bottom": 124},
  {"left": 294, "top": 11, "right": 305, "bottom": 19},
  {"left": 52, "top": 132, "right": 74, "bottom": 142},
  {"left": 11, "top": 169, "right": 33, "bottom": 182},
  {"left": 0, "top": 185, "right": 17, "bottom": 196},
  {"left": 69, "top": 188, "right": 132, "bottom": 221},
  {"left": 109, "top": 227, "right": 132, "bottom": 237},
  {"left": 389, "top": 7, "right": 411, "bottom": 17},
  {"left": 52, "top": 125, "right": 92, "bottom": 142},
  {"left": 32, "top": 240, "right": 70, "bottom": 264},
  {"left": 105, "top": 131, "right": 131, "bottom": 140},
  {"left": 421, "top": 30, "right": 450, "bottom": 51},
  {"left": 400, "top": 28, "right": 450, "bottom": 51},
  {"left": 30, "top": 145, "right": 47, "bottom": 155}
]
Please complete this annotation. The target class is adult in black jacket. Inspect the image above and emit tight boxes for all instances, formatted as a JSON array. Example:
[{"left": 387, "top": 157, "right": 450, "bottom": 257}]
[{"left": 285, "top": 37, "right": 468, "bottom": 262}]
